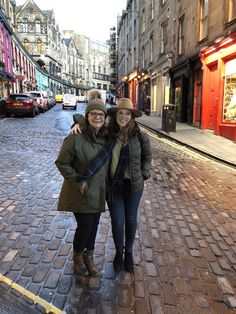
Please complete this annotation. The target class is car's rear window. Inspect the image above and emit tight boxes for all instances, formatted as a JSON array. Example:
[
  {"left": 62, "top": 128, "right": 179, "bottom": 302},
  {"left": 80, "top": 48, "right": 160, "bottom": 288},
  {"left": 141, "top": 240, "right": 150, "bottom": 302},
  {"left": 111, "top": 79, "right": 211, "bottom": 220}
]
[
  {"left": 29, "top": 92, "right": 41, "bottom": 97},
  {"left": 10, "top": 95, "right": 30, "bottom": 101},
  {"left": 64, "top": 94, "right": 76, "bottom": 101}
]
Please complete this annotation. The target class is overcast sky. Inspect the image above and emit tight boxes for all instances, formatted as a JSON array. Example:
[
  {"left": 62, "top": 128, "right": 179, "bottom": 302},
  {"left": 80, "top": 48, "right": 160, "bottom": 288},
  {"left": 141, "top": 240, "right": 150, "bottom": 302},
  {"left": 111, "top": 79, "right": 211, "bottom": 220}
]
[{"left": 16, "top": 0, "right": 127, "bottom": 42}]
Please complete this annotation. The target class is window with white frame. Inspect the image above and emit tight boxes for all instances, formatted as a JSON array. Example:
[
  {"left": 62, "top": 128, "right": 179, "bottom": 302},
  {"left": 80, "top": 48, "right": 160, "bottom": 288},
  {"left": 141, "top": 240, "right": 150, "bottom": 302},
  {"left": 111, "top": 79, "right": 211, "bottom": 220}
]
[
  {"left": 178, "top": 15, "right": 185, "bottom": 55},
  {"left": 150, "top": 36, "right": 153, "bottom": 63},
  {"left": 142, "top": 8, "right": 146, "bottom": 33},
  {"left": 160, "top": 0, "right": 166, "bottom": 7},
  {"left": 134, "top": 19, "right": 137, "bottom": 39},
  {"left": 199, "top": 0, "right": 208, "bottom": 41},
  {"left": 134, "top": 47, "right": 137, "bottom": 67},
  {"left": 23, "top": 38, "right": 29, "bottom": 51},
  {"left": 21, "top": 19, "right": 28, "bottom": 32},
  {"left": 35, "top": 20, "right": 41, "bottom": 33},
  {"left": 142, "top": 46, "right": 145, "bottom": 68},
  {"left": 150, "top": 0, "right": 154, "bottom": 20},
  {"left": 160, "top": 23, "right": 166, "bottom": 54},
  {"left": 227, "top": 0, "right": 236, "bottom": 22},
  {"left": 36, "top": 39, "right": 43, "bottom": 52}
]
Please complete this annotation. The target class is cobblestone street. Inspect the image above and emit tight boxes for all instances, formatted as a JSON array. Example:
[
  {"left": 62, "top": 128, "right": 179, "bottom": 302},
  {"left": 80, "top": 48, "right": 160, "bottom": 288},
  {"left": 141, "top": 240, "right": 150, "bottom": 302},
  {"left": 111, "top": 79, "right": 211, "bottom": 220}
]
[{"left": 0, "top": 104, "right": 236, "bottom": 314}]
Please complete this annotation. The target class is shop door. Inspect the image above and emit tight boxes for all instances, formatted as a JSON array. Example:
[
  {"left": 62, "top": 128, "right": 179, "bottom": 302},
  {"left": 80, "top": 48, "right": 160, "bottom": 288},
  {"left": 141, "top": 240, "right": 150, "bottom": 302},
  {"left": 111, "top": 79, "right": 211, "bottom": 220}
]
[
  {"left": 207, "top": 63, "right": 218, "bottom": 130},
  {"left": 152, "top": 84, "right": 157, "bottom": 112},
  {"left": 193, "top": 70, "right": 202, "bottom": 126}
]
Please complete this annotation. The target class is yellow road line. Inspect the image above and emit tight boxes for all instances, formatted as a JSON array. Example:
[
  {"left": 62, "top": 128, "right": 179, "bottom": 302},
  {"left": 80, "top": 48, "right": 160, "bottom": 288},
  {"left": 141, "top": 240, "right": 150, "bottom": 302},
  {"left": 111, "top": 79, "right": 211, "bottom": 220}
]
[{"left": 0, "top": 273, "right": 65, "bottom": 314}]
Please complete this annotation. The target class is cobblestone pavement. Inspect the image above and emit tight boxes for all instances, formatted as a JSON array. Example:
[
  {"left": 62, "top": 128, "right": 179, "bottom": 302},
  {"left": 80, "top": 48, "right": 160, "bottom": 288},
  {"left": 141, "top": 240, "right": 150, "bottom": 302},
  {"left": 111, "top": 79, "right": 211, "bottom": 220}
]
[{"left": 0, "top": 104, "right": 236, "bottom": 314}]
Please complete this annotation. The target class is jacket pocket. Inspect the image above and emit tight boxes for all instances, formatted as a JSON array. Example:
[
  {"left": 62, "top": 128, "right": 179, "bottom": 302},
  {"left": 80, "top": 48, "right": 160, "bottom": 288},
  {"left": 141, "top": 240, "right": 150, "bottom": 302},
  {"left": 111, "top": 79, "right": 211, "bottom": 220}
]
[{"left": 77, "top": 180, "right": 88, "bottom": 197}]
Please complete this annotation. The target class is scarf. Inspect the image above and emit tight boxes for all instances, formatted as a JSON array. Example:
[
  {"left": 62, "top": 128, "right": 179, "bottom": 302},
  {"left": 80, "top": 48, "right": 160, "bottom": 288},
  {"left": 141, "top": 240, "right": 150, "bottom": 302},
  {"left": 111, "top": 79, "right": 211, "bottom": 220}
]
[
  {"left": 76, "top": 139, "right": 116, "bottom": 182},
  {"left": 106, "top": 142, "right": 130, "bottom": 193}
]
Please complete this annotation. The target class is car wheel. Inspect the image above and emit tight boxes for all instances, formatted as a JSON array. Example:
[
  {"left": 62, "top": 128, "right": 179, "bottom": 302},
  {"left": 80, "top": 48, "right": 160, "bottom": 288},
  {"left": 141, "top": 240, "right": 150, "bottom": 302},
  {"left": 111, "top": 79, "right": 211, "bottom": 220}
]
[
  {"left": 31, "top": 109, "right": 36, "bottom": 118},
  {"left": 74, "top": 106, "right": 77, "bottom": 110}
]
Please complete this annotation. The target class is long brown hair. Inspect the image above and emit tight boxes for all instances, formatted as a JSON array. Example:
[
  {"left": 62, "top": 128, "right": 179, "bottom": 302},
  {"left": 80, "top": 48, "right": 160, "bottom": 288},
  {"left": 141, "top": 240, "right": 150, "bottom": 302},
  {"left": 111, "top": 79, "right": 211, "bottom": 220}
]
[{"left": 107, "top": 112, "right": 140, "bottom": 143}]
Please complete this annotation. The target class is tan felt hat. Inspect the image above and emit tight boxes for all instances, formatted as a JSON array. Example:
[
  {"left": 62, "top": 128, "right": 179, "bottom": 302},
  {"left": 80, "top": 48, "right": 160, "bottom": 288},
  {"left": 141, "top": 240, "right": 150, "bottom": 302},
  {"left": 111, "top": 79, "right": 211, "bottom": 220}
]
[{"left": 107, "top": 98, "right": 142, "bottom": 117}]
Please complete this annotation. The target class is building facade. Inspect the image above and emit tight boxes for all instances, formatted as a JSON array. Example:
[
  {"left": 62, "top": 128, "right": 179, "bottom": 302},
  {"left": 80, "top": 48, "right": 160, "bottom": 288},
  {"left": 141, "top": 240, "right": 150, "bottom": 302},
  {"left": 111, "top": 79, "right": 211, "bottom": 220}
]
[
  {"left": 109, "top": 26, "right": 117, "bottom": 96},
  {"left": 117, "top": 0, "right": 236, "bottom": 142},
  {"left": 0, "top": 9, "right": 14, "bottom": 98},
  {"left": 117, "top": 0, "right": 140, "bottom": 107},
  {"left": 15, "top": 0, "right": 86, "bottom": 95}
]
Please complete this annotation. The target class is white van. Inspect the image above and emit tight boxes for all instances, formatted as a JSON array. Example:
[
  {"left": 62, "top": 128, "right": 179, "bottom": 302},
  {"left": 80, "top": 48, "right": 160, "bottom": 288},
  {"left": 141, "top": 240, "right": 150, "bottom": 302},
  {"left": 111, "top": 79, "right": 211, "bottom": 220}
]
[
  {"left": 62, "top": 94, "right": 77, "bottom": 110},
  {"left": 78, "top": 95, "right": 87, "bottom": 103}
]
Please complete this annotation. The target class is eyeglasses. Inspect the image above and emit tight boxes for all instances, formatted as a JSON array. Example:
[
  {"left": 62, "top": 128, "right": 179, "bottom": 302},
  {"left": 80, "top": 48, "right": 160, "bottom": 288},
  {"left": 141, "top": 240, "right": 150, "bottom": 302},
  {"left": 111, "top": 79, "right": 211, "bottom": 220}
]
[{"left": 89, "top": 112, "right": 105, "bottom": 118}]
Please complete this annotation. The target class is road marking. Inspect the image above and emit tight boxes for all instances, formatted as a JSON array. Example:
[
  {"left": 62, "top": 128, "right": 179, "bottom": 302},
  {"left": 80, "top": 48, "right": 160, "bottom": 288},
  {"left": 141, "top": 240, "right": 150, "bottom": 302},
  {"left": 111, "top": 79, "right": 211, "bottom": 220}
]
[{"left": 0, "top": 273, "right": 65, "bottom": 314}]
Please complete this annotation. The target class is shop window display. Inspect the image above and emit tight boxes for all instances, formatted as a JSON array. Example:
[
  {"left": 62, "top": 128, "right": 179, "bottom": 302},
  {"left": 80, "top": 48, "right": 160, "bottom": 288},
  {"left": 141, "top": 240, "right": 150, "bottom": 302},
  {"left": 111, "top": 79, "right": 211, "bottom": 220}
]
[
  {"left": 223, "top": 75, "right": 236, "bottom": 122},
  {"left": 223, "top": 59, "right": 236, "bottom": 122}
]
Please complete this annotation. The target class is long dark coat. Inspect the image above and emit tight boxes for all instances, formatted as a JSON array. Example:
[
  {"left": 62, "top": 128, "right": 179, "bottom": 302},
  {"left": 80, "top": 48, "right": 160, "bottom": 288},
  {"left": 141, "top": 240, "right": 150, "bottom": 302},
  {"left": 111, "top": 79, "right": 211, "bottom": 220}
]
[{"left": 55, "top": 126, "right": 108, "bottom": 213}]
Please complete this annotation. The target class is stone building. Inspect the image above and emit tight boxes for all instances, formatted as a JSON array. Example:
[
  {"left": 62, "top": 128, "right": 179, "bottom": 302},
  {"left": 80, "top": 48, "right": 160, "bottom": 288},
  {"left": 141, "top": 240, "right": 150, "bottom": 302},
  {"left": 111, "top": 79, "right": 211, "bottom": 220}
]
[
  {"left": 169, "top": 0, "right": 236, "bottom": 141},
  {"left": 15, "top": 0, "right": 63, "bottom": 78},
  {"left": 117, "top": 0, "right": 236, "bottom": 141},
  {"left": 14, "top": 0, "right": 88, "bottom": 95},
  {"left": 63, "top": 31, "right": 111, "bottom": 92},
  {"left": 117, "top": 0, "right": 140, "bottom": 106},
  {"left": 89, "top": 39, "right": 110, "bottom": 91},
  {"left": 62, "top": 37, "right": 83, "bottom": 85},
  {"left": 0, "top": 9, "right": 14, "bottom": 99},
  {"left": 109, "top": 26, "right": 117, "bottom": 96}
]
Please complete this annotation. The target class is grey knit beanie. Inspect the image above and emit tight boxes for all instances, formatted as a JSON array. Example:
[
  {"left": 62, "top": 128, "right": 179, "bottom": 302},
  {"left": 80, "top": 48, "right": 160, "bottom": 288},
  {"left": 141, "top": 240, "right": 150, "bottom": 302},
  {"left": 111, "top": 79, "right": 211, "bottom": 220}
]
[{"left": 85, "top": 89, "right": 107, "bottom": 117}]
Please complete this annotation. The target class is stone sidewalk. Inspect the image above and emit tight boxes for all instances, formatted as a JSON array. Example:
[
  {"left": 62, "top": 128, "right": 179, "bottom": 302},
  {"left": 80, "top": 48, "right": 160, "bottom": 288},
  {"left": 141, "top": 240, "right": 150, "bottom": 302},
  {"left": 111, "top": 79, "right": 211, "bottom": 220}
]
[{"left": 137, "top": 114, "right": 236, "bottom": 167}]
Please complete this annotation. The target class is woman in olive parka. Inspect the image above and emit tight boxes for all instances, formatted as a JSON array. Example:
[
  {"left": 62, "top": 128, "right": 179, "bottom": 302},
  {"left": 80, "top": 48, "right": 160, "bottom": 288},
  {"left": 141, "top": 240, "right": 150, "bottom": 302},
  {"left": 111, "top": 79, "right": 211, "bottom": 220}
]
[{"left": 55, "top": 89, "right": 108, "bottom": 277}]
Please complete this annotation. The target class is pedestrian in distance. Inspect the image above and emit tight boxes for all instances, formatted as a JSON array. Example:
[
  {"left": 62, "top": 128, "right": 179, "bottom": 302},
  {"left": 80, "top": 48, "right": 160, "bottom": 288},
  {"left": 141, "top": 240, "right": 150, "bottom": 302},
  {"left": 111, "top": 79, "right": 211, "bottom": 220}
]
[
  {"left": 71, "top": 97, "right": 152, "bottom": 273},
  {"left": 55, "top": 89, "right": 108, "bottom": 277}
]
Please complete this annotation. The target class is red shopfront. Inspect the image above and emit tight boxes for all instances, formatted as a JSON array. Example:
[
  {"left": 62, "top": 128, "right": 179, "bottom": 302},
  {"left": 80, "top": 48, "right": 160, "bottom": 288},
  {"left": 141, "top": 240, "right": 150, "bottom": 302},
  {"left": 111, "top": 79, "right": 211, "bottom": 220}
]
[
  {"left": 128, "top": 70, "right": 138, "bottom": 109},
  {"left": 200, "top": 33, "right": 236, "bottom": 142}
]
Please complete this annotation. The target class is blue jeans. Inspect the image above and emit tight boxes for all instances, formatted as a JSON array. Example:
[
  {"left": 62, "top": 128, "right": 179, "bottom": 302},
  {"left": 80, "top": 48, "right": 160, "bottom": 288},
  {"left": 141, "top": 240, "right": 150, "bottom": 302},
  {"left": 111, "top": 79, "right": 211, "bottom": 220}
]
[{"left": 107, "top": 179, "right": 143, "bottom": 253}]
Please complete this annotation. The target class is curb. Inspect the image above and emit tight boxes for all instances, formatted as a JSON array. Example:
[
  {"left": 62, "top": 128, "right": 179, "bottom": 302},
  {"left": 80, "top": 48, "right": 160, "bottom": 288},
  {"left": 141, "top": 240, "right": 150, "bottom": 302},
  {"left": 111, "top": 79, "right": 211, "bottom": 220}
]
[
  {"left": 138, "top": 122, "right": 236, "bottom": 169},
  {"left": 0, "top": 273, "right": 65, "bottom": 314}
]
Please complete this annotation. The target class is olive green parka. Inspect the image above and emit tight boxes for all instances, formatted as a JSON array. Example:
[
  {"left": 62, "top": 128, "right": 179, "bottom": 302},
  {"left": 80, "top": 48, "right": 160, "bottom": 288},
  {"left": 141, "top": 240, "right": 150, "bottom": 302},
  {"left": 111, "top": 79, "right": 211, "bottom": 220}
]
[
  {"left": 124, "top": 131, "right": 152, "bottom": 193},
  {"left": 55, "top": 126, "right": 108, "bottom": 213}
]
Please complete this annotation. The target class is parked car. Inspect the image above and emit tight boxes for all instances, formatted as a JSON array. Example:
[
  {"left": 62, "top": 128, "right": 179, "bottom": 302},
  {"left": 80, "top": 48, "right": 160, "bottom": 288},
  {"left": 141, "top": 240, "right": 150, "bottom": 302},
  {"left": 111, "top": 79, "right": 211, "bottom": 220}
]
[
  {"left": 55, "top": 94, "right": 63, "bottom": 103},
  {"left": 48, "top": 96, "right": 56, "bottom": 108},
  {"left": 62, "top": 94, "right": 77, "bottom": 110},
  {"left": 27, "top": 91, "right": 48, "bottom": 112},
  {"left": 5, "top": 93, "right": 40, "bottom": 117}
]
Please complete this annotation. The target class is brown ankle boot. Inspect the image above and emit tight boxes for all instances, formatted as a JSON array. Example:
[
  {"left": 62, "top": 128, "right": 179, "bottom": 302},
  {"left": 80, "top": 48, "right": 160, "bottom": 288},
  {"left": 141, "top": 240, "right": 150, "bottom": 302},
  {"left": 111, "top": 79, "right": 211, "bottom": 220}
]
[
  {"left": 73, "top": 251, "right": 88, "bottom": 276},
  {"left": 83, "top": 250, "right": 100, "bottom": 277},
  {"left": 124, "top": 251, "right": 134, "bottom": 273},
  {"left": 113, "top": 251, "right": 124, "bottom": 273}
]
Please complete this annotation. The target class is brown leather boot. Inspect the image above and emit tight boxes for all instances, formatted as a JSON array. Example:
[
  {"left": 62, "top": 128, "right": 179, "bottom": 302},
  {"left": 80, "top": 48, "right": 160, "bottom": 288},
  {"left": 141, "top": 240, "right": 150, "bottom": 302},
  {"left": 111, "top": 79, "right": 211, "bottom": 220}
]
[
  {"left": 73, "top": 251, "right": 88, "bottom": 276},
  {"left": 83, "top": 250, "right": 100, "bottom": 277},
  {"left": 113, "top": 251, "right": 124, "bottom": 273},
  {"left": 124, "top": 251, "right": 134, "bottom": 273}
]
